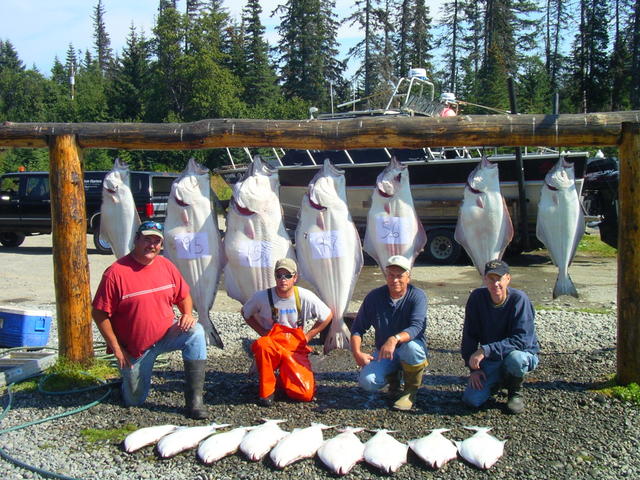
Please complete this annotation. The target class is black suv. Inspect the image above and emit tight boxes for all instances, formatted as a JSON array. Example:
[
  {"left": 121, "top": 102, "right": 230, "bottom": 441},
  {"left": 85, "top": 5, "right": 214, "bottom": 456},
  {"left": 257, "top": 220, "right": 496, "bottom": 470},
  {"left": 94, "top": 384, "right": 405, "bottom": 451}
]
[{"left": 0, "top": 170, "right": 178, "bottom": 253}]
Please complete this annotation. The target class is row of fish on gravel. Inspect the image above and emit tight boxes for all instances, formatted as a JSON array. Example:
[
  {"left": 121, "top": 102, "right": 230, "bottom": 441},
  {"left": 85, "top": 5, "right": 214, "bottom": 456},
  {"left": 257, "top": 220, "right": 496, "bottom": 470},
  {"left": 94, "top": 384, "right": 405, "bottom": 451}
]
[
  {"left": 123, "top": 420, "right": 506, "bottom": 473},
  {"left": 99, "top": 153, "right": 584, "bottom": 353}
]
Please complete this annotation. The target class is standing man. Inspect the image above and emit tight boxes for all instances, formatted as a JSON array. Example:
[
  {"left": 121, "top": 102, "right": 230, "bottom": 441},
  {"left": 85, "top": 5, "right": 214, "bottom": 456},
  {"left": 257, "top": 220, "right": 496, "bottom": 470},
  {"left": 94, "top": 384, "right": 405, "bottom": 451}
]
[
  {"left": 350, "top": 255, "right": 428, "bottom": 411},
  {"left": 242, "top": 258, "right": 332, "bottom": 406},
  {"left": 92, "top": 221, "right": 208, "bottom": 419},
  {"left": 461, "top": 259, "right": 540, "bottom": 414}
]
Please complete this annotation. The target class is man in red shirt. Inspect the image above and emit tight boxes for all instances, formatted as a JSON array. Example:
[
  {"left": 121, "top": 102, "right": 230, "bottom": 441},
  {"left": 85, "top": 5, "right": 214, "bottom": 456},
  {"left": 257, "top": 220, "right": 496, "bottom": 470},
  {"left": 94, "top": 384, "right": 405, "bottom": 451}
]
[{"left": 92, "top": 221, "right": 208, "bottom": 419}]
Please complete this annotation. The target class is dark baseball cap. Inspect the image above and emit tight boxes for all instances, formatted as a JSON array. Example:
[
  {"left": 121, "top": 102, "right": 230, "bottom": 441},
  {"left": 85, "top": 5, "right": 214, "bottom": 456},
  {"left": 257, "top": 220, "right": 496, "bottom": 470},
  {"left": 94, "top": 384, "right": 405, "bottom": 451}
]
[
  {"left": 137, "top": 221, "right": 164, "bottom": 239},
  {"left": 484, "top": 259, "right": 509, "bottom": 276}
]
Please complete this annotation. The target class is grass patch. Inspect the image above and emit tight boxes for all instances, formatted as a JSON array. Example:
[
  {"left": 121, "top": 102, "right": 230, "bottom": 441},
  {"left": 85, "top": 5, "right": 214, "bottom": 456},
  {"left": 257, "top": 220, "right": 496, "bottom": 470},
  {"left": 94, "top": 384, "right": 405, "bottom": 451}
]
[
  {"left": 577, "top": 234, "right": 617, "bottom": 257},
  {"left": 593, "top": 377, "right": 640, "bottom": 406},
  {"left": 40, "top": 357, "right": 119, "bottom": 392},
  {"left": 211, "top": 173, "right": 231, "bottom": 201},
  {"left": 80, "top": 424, "right": 138, "bottom": 444},
  {"left": 535, "top": 304, "right": 615, "bottom": 315}
]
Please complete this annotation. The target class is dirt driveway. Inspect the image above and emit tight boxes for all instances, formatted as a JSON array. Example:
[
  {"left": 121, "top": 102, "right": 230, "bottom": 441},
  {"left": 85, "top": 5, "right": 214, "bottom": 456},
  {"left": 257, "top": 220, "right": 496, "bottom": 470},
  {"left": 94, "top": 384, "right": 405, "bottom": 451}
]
[{"left": 0, "top": 233, "right": 617, "bottom": 314}]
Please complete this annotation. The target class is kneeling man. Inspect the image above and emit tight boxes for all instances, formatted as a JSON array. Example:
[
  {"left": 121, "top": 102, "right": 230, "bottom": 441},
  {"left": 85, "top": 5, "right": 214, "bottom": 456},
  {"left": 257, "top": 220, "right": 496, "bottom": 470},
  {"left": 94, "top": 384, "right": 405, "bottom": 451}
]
[
  {"left": 242, "top": 258, "right": 332, "bottom": 406},
  {"left": 350, "top": 255, "right": 428, "bottom": 411},
  {"left": 461, "top": 259, "right": 540, "bottom": 414}
]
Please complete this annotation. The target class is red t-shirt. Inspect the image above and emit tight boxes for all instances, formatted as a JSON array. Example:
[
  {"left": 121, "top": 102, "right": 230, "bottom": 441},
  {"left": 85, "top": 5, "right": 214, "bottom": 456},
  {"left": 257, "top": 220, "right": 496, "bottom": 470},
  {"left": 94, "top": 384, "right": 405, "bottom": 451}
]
[{"left": 92, "top": 254, "right": 190, "bottom": 358}]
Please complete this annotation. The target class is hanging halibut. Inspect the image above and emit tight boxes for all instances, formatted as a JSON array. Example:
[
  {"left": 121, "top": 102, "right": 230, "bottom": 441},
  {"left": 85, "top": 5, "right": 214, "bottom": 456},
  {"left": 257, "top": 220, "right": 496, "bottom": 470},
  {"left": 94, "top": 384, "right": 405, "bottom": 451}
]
[
  {"left": 536, "top": 158, "right": 585, "bottom": 298},
  {"left": 223, "top": 156, "right": 296, "bottom": 305},
  {"left": 363, "top": 157, "right": 427, "bottom": 272},
  {"left": 454, "top": 157, "right": 514, "bottom": 275},
  {"left": 295, "top": 159, "right": 363, "bottom": 353},
  {"left": 164, "top": 158, "right": 225, "bottom": 348},
  {"left": 99, "top": 158, "right": 140, "bottom": 259}
]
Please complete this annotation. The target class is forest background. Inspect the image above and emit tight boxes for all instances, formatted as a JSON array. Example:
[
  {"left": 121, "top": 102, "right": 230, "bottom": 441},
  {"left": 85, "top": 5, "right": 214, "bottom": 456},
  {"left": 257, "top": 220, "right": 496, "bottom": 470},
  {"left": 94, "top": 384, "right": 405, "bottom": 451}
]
[{"left": 0, "top": 0, "right": 638, "bottom": 174}]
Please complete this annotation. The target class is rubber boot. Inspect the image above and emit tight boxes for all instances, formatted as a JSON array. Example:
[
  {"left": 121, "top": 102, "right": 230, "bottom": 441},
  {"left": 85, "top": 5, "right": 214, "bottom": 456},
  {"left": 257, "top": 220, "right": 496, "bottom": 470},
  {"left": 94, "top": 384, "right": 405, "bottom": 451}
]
[
  {"left": 504, "top": 374, "right": 525, "bottom": 414},
  {"left": 392, "top": 360, "right": 428, "bottom": 411},
  {"left": 385, "top": 369, "right": 403, "bottom": 401},
  {"left": 184, "top": 359, "right": 207, "bottom": 419}
]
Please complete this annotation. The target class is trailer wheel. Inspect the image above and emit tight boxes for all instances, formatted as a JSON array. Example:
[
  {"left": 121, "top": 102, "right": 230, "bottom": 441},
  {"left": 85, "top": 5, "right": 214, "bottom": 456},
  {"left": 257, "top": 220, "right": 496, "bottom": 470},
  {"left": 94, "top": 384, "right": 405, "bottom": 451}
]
[
  {"left": 0, "top": 232, "right": 26, "bottom": 248},
  {"left": 425, "top": 229, "right": 462, "bottom": 265}
]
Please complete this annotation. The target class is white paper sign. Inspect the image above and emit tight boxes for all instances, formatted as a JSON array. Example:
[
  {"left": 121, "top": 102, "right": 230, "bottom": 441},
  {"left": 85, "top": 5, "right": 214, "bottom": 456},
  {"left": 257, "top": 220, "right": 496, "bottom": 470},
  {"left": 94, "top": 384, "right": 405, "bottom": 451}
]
[
  {"left": 174, "top": 233, "right": 210, "bottom": 259},
  {"left": 238, "top": 240, "right": 275, "bottom": 268},
  {"left": 309, "top": 230, "right": 345, "bottom": 259},
  {"left": 376, "top": 216, "right": 410, "bottom": 245}
]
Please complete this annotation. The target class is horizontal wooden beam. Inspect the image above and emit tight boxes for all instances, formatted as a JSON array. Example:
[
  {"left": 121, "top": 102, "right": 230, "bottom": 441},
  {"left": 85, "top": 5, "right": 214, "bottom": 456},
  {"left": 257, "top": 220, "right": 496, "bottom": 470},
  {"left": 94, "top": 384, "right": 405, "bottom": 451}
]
[{"left": 1, "top": 111, "right": 639, "bottom": 150}]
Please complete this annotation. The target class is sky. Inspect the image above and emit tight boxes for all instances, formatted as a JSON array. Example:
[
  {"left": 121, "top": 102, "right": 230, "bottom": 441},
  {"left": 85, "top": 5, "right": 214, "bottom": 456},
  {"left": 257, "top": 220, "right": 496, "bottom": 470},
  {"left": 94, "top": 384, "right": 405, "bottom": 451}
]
[{"left": 0, "top": 0, "right": 445, "bottom": 79}]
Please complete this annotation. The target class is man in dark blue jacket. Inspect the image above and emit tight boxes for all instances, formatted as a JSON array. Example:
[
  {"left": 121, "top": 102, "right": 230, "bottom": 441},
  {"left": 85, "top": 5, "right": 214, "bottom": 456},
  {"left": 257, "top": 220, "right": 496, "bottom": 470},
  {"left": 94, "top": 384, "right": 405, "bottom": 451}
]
[
  {"left": 461, "top": 259, "right": 540, "bottom": 414},
  {"left": 351, "top": 255, "right": 428, "bottom": 411}
]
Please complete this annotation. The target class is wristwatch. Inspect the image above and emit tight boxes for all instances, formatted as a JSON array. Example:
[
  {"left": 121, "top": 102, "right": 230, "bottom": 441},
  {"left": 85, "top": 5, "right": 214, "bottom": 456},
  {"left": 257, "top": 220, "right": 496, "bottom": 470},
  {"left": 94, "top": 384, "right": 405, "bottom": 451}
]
[{"left": 394, "top": 334, "right": 402, "bottom": 342}]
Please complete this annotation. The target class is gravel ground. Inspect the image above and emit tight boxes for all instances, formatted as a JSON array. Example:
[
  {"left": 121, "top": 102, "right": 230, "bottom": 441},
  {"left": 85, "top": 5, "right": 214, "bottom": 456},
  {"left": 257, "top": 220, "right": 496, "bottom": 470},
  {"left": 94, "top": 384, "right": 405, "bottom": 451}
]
[{"left": 0, "top": 302, "right": 637, "bottom": 480}]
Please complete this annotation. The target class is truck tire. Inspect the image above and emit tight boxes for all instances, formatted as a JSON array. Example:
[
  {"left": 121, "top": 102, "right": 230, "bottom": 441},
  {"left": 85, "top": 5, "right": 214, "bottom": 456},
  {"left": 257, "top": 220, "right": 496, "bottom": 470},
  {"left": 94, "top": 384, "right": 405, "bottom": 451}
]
[
  {"left": 425, "top": 228, "right": 462, "bottom": 265},
  {"left": 0, "top": 232, "right": 26, "bottom": 248},
  {"left": 92, "top": 225, "right": 113, "bottom": 255}
]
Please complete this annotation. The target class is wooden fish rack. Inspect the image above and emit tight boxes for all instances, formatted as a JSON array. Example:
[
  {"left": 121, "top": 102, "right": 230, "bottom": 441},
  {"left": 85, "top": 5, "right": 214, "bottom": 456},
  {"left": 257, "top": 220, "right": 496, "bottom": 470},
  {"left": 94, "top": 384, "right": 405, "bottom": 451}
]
[{"left": 0, "top": 350, "right": 56, "bottom": 387}]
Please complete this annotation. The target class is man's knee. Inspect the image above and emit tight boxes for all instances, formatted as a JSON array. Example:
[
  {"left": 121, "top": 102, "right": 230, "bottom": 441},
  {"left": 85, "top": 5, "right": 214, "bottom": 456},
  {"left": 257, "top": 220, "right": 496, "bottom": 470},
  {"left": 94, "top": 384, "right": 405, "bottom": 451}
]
[
  {"left": 462, "top": 387, "right": 488, "bottom": 408},
  {"left": 396, "top": 340, "right": 427, "bottom": 365},
  {"left": 503, "top": 350, "right": 536, "bottom": 377}
]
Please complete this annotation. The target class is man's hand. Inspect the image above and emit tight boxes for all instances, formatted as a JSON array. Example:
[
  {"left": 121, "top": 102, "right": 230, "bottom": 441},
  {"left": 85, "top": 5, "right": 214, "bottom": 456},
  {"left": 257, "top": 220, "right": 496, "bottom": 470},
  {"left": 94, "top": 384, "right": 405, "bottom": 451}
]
[
  {"left": 468, "top": 369, "right": 486, "bottom": 390},
  {"left": 177, "top": 312, "right": 196, "bottom": 331},
  {"left": 113, "top": 345, "right": 132, "bottom": 369},
  {"left": 469, "top": 348, "right": 485, "bottom": 370},
  {"left": 353, "top": 351, "right": 374, "bottom": 368},
  {"left": 378, "top": 336, "right": 399, "bottom": 360}
]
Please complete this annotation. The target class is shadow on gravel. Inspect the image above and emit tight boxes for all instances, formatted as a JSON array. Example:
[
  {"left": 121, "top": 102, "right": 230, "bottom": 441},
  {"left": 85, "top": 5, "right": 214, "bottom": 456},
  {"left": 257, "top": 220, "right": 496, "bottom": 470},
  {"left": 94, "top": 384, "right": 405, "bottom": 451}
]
[{"left": 0, "top": 245, "right": 52, "bottom": 255}]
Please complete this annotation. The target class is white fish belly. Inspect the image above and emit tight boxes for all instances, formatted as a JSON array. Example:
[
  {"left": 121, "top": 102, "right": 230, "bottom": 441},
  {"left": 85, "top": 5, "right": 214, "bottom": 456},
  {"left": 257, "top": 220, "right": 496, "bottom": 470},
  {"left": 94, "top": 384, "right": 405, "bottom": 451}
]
[
  {"left": 156, "top": 426, "right": 217, "bottom": 458},
  {"left": 295, "top": 202, "right": 363, "bottom": 352},
  {"left": 363, "top": 193, "right": 427, "bottom": 271},
  {"left": 363, "top": 432, "right": 408, "bottom": 474},
  {"left": 456, "top": 190, "right": 512, "bottom": 273},
  {"left": 317, "top": 433, "right": 364, "bottom": 475},
  {"left": 197, "top": 427, "right": 248, "bottom": 464},
  {"left": 270, "top": 427, "right": 324, "bottom": 468},
  {"left": 457, "top": 432, "right": 505, "bottom": 470},
  {"left": 100, "top": 193, "right": 140, "bottom": 259},
  {"left": 223, "top": 209, "right": 295, "bottom": 304},
  {"left": 165, "top": 205, "right": 223, "bottom": 343},
  {"left": 409, "top": 431, "right": 457, "bottom": 469},
  {"left": 123, "top": 425, "right": 178, "bottom": 453},
  {"left": 240, "top": 424, "right": 288, "bottom": 461}
]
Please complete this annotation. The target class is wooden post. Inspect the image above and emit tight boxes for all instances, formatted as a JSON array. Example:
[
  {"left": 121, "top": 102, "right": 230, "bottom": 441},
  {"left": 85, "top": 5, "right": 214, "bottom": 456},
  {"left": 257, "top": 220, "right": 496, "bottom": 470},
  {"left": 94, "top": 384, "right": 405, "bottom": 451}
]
[
  {"left": 49, "top": 135, "right": 94, "bottom": 364},
  {"left": 617, "top": 122, "right": 640, "bottom": 384}
]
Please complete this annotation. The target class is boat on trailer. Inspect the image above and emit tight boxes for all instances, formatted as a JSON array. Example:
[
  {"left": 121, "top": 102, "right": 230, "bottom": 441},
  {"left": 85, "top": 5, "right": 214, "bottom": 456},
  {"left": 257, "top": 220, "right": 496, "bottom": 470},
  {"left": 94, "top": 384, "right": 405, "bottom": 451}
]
[{"left": 216, "top": 71, "right": 589, "bottom": 264}]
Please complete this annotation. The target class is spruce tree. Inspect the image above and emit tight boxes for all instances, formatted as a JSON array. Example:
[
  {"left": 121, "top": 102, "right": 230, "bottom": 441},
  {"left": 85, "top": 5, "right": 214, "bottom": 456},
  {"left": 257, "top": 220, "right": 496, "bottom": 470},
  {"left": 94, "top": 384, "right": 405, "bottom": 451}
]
[{"left": 92, "top": 0, "right": 113, "bottom": 74}]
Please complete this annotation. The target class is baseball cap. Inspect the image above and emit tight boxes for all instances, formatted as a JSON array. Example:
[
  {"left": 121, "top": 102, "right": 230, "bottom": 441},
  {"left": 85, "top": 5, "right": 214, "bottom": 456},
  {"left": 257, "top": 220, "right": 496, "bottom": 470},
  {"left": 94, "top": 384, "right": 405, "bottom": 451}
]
[
  {"left": 275, "top": 258, "right": 297, "bottom": 274},
  {"left": 386, "top": 255, "right": 411, "bottom": 272},
  {"left": 484, "top": 259, "right": 510, "bottom": 276},
  {"left": 137, "top": 220, "right": 164, "bottom": 239}
]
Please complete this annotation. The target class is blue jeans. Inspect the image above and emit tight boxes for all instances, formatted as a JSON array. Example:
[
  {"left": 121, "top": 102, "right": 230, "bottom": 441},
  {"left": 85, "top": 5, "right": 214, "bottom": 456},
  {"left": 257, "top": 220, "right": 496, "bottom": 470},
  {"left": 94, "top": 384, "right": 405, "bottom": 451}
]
[
  {"left": 120, "top": 322, "right": 207, "bottom": 406},
  {"left": 462, "top": 350, "right": 539, "bottom": 408},
  {"left": 358, "top": 339, "right": 427, "bottom": 392}
]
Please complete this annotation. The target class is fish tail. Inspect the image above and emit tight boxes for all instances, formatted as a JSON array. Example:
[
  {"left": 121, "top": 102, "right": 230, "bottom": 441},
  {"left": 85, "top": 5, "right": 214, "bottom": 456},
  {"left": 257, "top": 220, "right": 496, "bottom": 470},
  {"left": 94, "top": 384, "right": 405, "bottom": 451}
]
[
  {"left": 553, "top": 273, "right": 579, "bottom": 299},
  {"left": 323, "top": 323, "right": 351, "bottom": 354}
]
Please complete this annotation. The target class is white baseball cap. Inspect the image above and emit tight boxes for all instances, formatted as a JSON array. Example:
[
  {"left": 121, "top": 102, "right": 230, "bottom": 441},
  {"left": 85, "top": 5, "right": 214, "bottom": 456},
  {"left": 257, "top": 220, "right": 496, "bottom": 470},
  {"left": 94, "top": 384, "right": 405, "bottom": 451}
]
[{"left": 386, "top": 255, "right": 411, "bottom": 272}]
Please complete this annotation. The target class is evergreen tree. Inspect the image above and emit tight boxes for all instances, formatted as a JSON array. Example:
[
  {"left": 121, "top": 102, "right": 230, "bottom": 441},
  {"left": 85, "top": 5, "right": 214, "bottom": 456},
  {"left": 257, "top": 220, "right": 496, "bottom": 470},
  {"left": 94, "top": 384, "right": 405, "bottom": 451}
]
[
  {"left": 92, "top": 0, "right": 113, "bottom": 74},
  {"left": 275, "top": 0, "right": 344, "bottom": 109},
  {"left": 344, "top": 0, "right": 383, "bottom": 96},
  {"left": 409, "top": 0, "right": 434, "bottom": 73},
  {"left": 438, "top": 0, "right": 464, "bottom": 92},
  {"left": 631, "top": 0, "right": 640, "bottom": 107},
  {"left": 517, "top": 56, "right": 552, "bottom": 112},
  {"left": 242, "top": 0, "right": 279, "bottom": 106},
  {"left": 108, "top": 24, "right": 151, "bottom": 121}
]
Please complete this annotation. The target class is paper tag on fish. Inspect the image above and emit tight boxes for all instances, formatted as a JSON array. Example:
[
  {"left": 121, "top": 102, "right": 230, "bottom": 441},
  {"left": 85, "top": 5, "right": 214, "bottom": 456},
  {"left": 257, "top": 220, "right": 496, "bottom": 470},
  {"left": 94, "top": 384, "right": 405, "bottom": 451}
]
[
  {"left": 309, "top": 231, "right": 346, "bottom": 259},
  {"left": 174, "top": 233, "right": 210, "bottom": 259},
  {"left": 238, "top": 240, "right": 275, "bottom": 267},
  {"left": 376, "top": 216, "right": 411, "bottom": 245}
]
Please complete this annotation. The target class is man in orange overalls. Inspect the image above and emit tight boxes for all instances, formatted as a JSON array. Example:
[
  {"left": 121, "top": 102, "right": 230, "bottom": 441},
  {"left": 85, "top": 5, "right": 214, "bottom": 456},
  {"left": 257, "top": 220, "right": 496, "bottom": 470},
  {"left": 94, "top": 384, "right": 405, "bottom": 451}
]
[{"left": 241, "top": 258, "right": 333, "bottom": 406}]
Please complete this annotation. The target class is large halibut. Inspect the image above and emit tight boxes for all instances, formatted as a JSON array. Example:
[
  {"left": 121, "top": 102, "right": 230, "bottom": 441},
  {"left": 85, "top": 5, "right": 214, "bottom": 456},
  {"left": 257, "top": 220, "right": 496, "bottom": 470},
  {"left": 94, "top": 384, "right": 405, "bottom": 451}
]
[
  {"left": 295, "top": 159, "right": 363, "bottom": 353},
  {"left": 164, "top": 158, "right": 225, "bottom": 347},
  {"left": 454, "top": 157, "right": 514, "bottom": 275},
  {"left": 223, "top": 156, "right": 296, "bottom": 305},
  {"left": 99, "top": 158, "right": 140, "bottom": 259},
  {"left": 363, "top": 156, "right": 426, "bottom": 272},
  {"left": 536, "top": 157, "right": 585, "bottom": 298}
]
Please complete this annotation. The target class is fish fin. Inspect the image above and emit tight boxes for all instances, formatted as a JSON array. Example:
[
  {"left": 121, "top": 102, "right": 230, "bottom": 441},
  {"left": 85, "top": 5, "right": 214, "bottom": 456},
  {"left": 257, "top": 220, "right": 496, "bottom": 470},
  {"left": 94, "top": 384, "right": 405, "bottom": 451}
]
[
  {"left": 181, "top": 209, "right": 189, "bottom": 226},
  {"left": 384, "top": 203, "right": 391, "bottom": 214},
  {"left": 463, "top": 426, "right": 491, "bottom": 433},
  {"left": 475, "top": 195, "right": 484, "bottom": 208},
  {"left": 553, "top": 273, "right": 579, "bottom": 299},
  {"left": 498, "top": 198, "right": 514, "bottom": 256},
  {"left": 316, "top": 212, "right": 325, "bottom": 230}
]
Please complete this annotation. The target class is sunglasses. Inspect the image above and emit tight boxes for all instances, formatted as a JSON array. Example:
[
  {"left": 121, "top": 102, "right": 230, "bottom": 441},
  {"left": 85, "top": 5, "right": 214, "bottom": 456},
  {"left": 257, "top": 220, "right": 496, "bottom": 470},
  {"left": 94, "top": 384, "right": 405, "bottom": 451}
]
[
  {"left": 275, "top": 273, "right": 295, "bottom": 280},
  {"left": 138, "top": 221, "right": 164, "bottom": 233}
]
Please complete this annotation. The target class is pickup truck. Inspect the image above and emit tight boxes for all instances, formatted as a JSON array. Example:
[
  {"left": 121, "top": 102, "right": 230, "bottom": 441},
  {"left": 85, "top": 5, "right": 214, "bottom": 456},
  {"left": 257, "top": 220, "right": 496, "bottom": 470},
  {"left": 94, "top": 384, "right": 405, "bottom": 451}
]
[{"left": 0, "top": 170, "right": 178, "bottom": 253}]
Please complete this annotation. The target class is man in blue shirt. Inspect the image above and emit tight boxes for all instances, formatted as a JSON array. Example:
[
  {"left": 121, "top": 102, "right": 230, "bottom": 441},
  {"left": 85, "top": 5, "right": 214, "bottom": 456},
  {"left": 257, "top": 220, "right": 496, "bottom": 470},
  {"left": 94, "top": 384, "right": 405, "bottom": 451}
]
[
  {"left": 350, "top": 255, "right": 428, "bottom": 411},
  {"left": 461, "top": 259, "right": 540, "bottom": 414}
]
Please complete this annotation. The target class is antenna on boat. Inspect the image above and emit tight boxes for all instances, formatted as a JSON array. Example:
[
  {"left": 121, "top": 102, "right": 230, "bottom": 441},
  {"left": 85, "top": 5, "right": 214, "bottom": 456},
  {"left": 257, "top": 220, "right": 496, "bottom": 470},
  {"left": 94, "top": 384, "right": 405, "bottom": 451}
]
[{"left": 330, "top": 81, "right": 334, "bottom": 115}]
